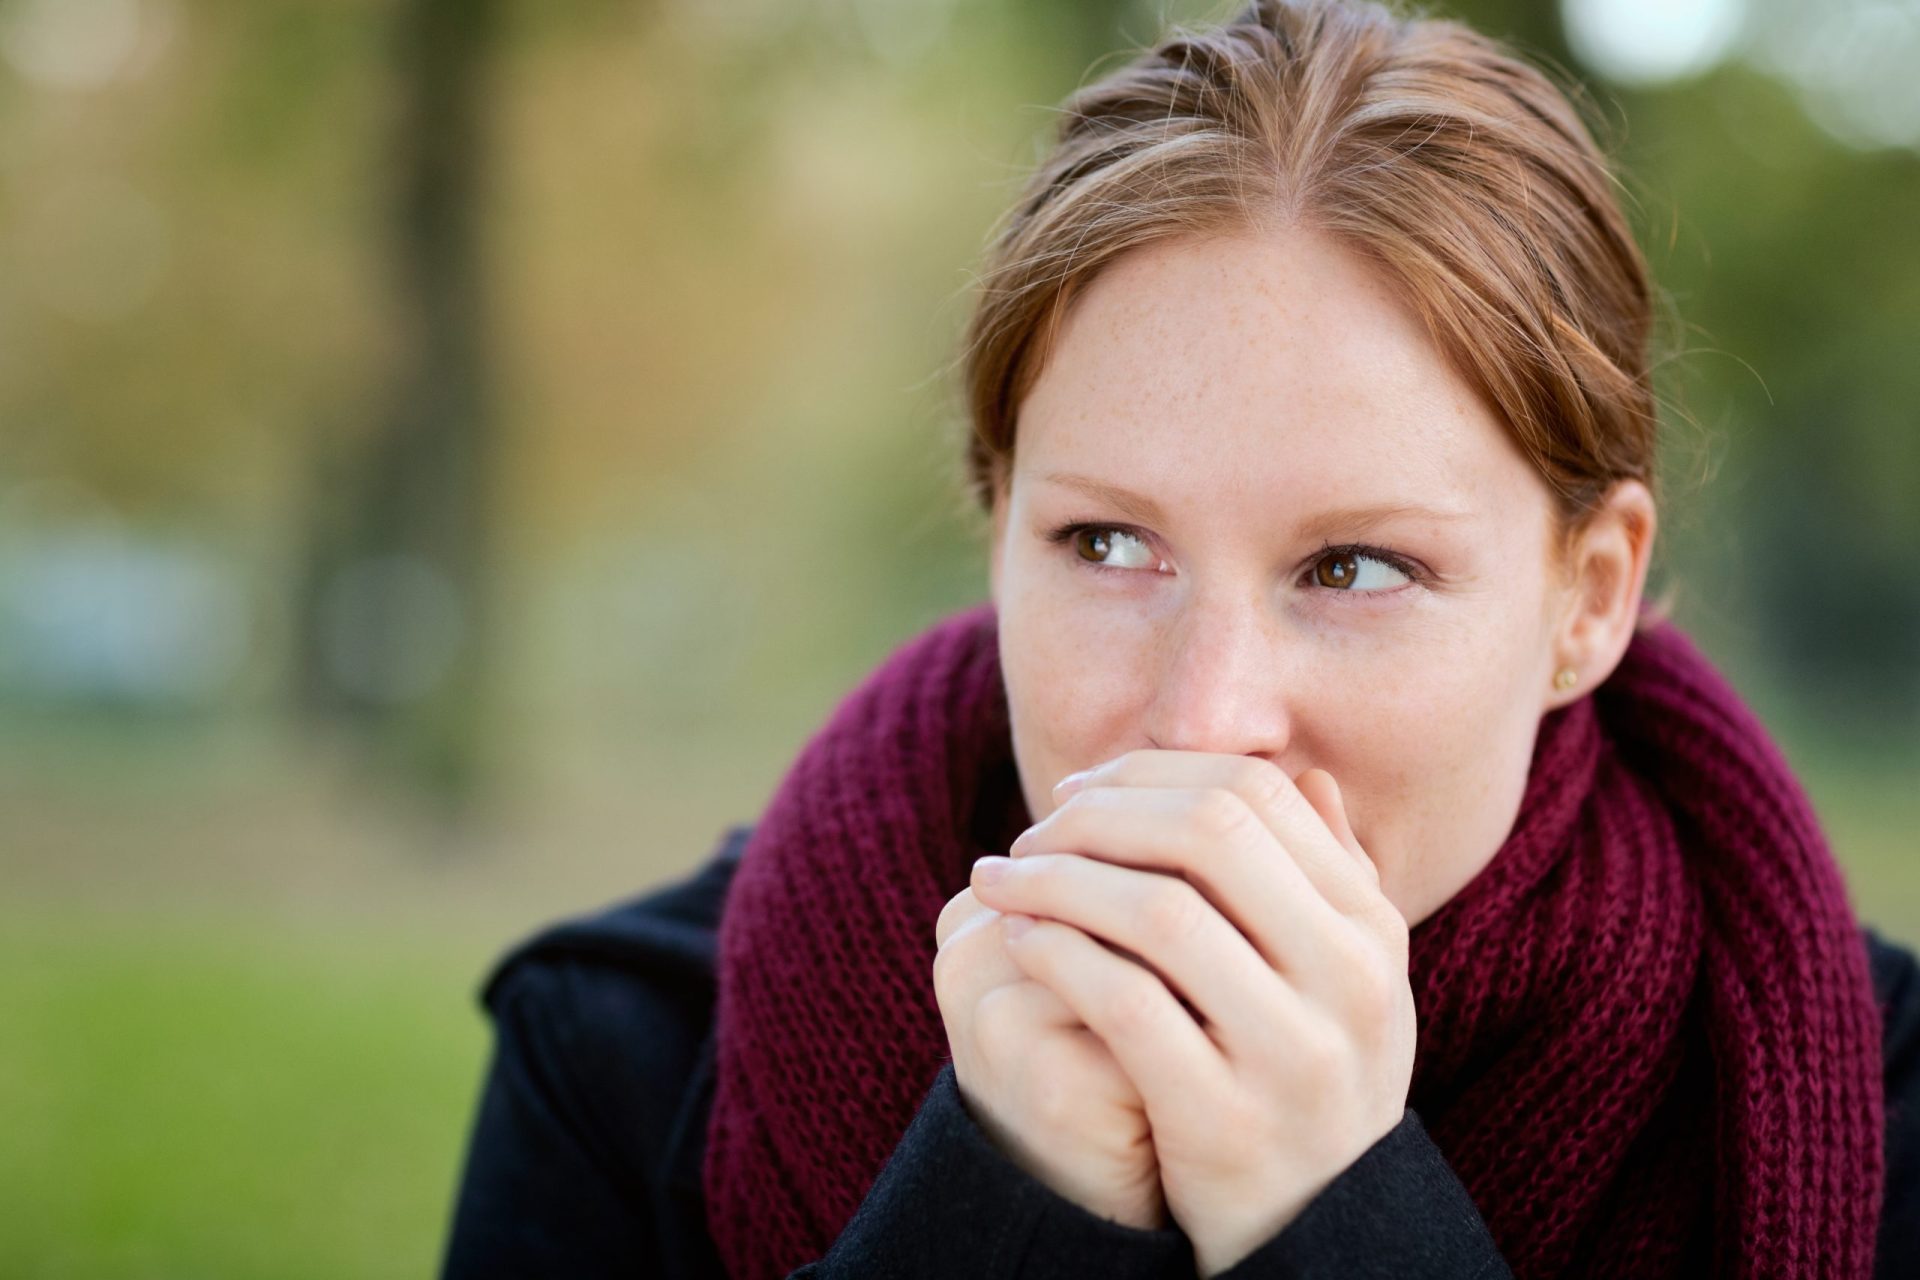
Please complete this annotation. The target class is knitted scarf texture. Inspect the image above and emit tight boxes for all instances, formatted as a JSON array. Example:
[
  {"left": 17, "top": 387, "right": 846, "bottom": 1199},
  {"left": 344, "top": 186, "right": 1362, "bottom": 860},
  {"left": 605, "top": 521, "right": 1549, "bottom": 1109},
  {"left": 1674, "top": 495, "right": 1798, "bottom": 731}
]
[{"left": 702, "top": 601, "right": 1885, "bottom": 1278}]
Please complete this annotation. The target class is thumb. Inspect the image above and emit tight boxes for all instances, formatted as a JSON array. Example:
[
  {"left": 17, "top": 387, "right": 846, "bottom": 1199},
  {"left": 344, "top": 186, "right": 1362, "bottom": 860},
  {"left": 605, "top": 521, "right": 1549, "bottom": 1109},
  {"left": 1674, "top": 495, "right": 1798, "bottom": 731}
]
[{"left": 1295, "top": 767, "right": 1371, "bottom": 875}]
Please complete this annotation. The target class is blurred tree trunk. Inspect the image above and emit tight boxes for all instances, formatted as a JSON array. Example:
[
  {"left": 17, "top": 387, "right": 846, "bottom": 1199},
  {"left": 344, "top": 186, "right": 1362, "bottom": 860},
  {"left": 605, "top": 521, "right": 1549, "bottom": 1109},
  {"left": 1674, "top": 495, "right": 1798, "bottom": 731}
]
[{"left": 293, "top": 0, "right": 501, "bottom": 816}]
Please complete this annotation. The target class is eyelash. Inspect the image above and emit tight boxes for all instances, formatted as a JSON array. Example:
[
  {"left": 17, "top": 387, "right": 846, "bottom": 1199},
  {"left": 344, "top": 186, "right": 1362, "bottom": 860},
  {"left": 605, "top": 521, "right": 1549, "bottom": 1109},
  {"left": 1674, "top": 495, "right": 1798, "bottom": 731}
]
[{"left": 1042, "top": 521, "right": 1426, "bottom": 599}]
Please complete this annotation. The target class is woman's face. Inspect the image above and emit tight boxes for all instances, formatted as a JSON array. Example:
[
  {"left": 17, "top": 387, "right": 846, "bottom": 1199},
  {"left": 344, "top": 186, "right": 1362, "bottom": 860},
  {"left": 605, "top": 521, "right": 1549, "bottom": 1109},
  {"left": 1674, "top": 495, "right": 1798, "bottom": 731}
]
[{"left": 988, "top": 227, "right": 1610, "bottom": 929}]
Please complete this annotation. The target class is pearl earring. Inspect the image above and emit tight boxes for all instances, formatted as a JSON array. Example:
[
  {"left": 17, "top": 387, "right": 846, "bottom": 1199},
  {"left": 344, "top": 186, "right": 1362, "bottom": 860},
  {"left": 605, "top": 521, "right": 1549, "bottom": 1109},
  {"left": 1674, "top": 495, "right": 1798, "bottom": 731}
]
[{"left": 1553, "top": 667, "right": 1578, "bottom": 691}]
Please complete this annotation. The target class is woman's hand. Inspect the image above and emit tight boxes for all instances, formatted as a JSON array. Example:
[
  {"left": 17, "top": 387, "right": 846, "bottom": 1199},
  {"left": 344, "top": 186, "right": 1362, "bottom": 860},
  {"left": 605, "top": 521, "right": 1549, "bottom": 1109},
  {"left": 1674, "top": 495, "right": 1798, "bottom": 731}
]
[
  {"left": 968, "top": 751, "right": 1417, "bottom": 1278},
  {"left": 932, "top": 882, "right": 1168, "bottom": 1231}
]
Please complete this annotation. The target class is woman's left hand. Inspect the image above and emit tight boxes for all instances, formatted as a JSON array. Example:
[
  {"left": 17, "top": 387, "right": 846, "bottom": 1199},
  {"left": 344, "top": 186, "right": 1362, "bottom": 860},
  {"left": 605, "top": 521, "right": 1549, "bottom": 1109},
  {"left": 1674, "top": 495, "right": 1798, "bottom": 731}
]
[{"left": 968, "top": 750, "right": 1417, "bottom": 1279}]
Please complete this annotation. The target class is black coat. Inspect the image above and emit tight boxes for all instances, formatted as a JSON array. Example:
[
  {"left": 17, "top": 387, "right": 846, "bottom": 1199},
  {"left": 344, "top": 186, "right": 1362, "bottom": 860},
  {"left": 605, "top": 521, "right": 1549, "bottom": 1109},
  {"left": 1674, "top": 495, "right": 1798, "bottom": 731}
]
[{"left": 440, "top": 823, "right": 1920, "bottom": 1279}]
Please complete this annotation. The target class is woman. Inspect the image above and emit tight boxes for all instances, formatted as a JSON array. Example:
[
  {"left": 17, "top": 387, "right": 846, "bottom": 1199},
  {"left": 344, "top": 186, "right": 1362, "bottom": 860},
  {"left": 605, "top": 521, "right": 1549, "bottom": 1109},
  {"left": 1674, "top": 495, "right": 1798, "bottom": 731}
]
[{"left": 441, "top": 1, "right": 1920, "bottom": 1276}]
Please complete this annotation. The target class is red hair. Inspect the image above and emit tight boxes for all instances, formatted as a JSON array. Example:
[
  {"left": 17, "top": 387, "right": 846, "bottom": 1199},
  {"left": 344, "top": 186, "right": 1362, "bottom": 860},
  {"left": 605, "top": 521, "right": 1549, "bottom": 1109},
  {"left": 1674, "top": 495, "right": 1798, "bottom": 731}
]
[{"left": 960, "top": 0, "right": 1662, "bottom": 585}]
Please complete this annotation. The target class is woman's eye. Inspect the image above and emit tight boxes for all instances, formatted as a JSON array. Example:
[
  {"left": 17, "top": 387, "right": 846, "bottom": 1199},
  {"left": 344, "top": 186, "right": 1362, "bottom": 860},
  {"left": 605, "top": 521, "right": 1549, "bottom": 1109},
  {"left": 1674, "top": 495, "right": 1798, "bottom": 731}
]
[
  {"left": 1312, "top": 549, "right": 1412, "bottom": 592},
  {"left": 1052, "top": 523, "right": 1415, "bottom": 595},
  {"left": 1069, "top": 525, "right": 1162, "bottom": 571}
]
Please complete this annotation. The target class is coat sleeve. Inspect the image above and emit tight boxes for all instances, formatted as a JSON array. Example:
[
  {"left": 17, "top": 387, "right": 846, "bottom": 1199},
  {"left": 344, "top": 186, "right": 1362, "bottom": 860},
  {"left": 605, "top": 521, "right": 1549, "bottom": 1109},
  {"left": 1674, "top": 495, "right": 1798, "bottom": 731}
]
[
  {"left": 439, "top": 957, "right": 688, "bottom": 1278},
  {"left": 789, "top": 1060, "right": 1195, "bottom": 1278},
  {"left": 441, "top": 948, "right": 1511, "bottom": 1280},
  {"left": 796, "top": 1068, "right": 1519, "bottom": 1280},
  {"left": 438, "top": 955, "right": 1197, "bottom": 1280}
]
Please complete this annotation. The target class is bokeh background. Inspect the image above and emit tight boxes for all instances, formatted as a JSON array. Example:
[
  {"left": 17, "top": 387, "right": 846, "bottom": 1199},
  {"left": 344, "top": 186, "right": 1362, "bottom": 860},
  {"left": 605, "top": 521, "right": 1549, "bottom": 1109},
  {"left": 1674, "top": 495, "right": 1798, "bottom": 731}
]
[{"left": 3, "top": 0, "right": 1916, "bottom": 1274}]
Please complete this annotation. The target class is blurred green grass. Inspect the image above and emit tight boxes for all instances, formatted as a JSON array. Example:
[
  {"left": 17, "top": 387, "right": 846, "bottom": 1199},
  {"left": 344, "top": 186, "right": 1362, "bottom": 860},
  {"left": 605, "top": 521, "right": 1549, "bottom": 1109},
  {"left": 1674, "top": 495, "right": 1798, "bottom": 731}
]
[{"left": 0, "top": 909, "right": 487, "bottom": 1280}]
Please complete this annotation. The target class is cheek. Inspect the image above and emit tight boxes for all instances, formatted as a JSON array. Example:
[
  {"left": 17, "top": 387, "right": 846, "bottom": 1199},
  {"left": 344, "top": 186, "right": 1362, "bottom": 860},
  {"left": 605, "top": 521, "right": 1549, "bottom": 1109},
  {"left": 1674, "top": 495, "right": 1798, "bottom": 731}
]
[
  {"left": 1001, "top": 594, "right": 1111, "bottom": 733},
  {"left": 1325, "top": 620, "right": 1545, "bottom": 915},
  {"left": 996, "top": 572, "right": 1147, "bottom": 794}
]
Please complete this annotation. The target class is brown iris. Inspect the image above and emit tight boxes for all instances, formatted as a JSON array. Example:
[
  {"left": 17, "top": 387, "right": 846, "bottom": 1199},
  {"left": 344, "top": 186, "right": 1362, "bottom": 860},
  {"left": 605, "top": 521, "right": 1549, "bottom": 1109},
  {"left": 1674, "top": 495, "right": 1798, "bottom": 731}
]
[
  {"left": 1074, "top": 528, "right": 1115, "bottom": 563},
  {"left": 1315, "top": 551, "right": 1359, "bottom": 588}
]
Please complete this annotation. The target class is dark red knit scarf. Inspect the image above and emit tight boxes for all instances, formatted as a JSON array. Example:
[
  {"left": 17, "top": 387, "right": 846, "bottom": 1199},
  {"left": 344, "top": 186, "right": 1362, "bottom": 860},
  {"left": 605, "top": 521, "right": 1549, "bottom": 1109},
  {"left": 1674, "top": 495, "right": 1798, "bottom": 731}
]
[{"left": 702, "top": 601, "right": 1885, "bottom": 1278}]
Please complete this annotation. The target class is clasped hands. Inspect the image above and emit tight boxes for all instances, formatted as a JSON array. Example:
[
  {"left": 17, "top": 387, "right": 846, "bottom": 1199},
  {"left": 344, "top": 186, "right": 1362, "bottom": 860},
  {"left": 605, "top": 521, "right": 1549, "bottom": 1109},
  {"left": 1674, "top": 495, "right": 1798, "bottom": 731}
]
[{"left": 932, "top": 751, "right": 1417, "bottom": 1279}]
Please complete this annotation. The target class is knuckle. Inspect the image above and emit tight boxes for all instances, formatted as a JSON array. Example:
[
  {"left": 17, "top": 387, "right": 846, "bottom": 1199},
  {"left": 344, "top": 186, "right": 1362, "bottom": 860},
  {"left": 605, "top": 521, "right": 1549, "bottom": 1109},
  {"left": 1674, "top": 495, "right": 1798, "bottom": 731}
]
[
  {"left": 935, "top": 888, "right": 978, "bottom": 947},
  {"left": 1193, "top": 787, "right": 1256, "bottom": 843},
  {"left": 1325, "top": 925, "right": 1399, "bottom": 1013},
  {"left": 1348, "top": 897, "right": 1408, "bottom": 962},
  {"left": 1019, "top": 853, "right": 1065, "bottom": 891},
  {"left": 1026, "top": 1082, "right": 1074, "bottom": 1132},
  {"left": 1139, "top": 880, "right": 1208, "bottom": 947},
  {"left": 1291, "top": 1025, "right": 1346, "bottom": 1082},
  {"left": 1234, "top": 755, "right": 1293, "bottom": 815},
  {"left": 1018, "top": 852, "right": 1088, "bottom": 906},
  {"left": 931, "top": 937, "right": 963, "bottom": 993},
  {"left": 1101, "top": 974, "right": 1164, "bottom": 1036},
  {"left": 1212, "top": 1091, "right": 1261, "bottom": 1139},
  {"left": 1346, "top": 955, "right": 1400, "bottom": 1021},
  {"left": 1322, "top": 921, "right": 1369, "bottom": 969},
  {"left": 932, "top": 920, "right": 988, "bottom": 990},
  {"left": 1375, "top": 904, "right": 1411, "bottom": 963}
]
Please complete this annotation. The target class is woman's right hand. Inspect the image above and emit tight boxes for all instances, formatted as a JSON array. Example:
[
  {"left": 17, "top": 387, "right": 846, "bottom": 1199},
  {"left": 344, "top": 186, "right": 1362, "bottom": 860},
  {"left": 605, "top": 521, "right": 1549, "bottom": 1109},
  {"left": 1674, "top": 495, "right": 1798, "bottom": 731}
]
[{"left": 933, "top": 880, "right": 1167, "bottom": 1231}]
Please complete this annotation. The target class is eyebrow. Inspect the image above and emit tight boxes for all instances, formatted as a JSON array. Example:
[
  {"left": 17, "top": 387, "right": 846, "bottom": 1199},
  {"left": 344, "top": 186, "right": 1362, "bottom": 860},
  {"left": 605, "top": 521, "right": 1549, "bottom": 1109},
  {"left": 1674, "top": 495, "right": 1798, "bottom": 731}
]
[{"left": 1037, "top": 471, "right": 1473, "bottom": 541}]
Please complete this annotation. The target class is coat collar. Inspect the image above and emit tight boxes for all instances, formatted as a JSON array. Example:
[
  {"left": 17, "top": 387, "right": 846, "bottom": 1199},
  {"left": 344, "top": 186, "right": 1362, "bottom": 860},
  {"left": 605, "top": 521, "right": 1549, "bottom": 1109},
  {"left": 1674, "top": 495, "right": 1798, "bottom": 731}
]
[{"left": 659, "top": 823, "right": 747, "bottom": 1194}]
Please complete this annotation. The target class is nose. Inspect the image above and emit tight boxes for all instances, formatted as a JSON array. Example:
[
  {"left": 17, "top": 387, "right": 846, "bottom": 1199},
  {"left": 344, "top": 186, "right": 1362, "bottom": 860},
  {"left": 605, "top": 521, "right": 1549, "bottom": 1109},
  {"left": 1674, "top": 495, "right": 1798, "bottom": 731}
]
[{"left": 1141, "top": 587, "right": 1294, "bottom": 760}]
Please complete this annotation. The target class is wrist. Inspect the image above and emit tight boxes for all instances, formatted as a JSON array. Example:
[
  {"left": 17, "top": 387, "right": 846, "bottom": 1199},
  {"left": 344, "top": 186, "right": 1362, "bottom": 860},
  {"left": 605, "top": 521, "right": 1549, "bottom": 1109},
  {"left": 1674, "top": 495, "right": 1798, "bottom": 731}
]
[{"left": 1188, "top": 1191, "right": 1314, "bottom": 1279}]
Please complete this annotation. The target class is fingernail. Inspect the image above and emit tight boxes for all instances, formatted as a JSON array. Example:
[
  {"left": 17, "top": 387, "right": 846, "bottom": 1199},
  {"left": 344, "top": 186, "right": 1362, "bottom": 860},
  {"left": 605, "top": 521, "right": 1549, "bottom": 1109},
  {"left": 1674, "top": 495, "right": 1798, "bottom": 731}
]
[
  {"left": 973, "top": 856, "right": 1010, "bottom": 885},
  {"left": 1053, "top": 769, "right": 1091, "bottom": 797},
  {"left": 1003, "top": 913, "right": 1035, "bottom": 938}
]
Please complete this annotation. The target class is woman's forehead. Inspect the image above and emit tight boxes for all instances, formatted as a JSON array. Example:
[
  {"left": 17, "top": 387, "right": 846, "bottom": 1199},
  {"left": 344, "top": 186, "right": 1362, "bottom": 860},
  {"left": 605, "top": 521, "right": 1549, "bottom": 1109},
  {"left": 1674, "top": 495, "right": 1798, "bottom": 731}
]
[
  {"left": 1009, "top": 231, "right": 1547, "bottom": 527},
  {"left": 1023, "top": 234, "right": 1498, "bottom": 460}
]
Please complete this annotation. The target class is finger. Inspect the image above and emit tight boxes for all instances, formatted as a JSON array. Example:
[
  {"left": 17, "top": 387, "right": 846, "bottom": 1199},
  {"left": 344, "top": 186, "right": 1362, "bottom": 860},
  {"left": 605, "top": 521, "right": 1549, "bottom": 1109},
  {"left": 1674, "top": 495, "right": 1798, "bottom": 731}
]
[
  {"left": 1292, "top": 768, "right": 1407, "bottom": 949},
  {"left": 1294, "top": 767, "right": 1371, "bottom": 876},
  {"left": 1007, "top": 785, "right": 1351, "bottom": 988},
  {"left": 973, "top": 851, "right": 1306, "bottom": 1061},
  {"left": 968, "top": 978, "right": 1145, "bottom": 1146},
  {"left": 973, "top": 982, "right": 1147, "bottom": 1120},
  {"left": 933, "top": 901, "right": 1033, "bottom": 1044},
  {"left": 1002, "top": 916, "right": 1230, "bottom": 1123},
  {"left": 975, "top": 974, "right": 1090, "bottom": 1037},
  {"left": 1039, "top": 750, "right": 1384, "bottom": 920},
  {"left": 936, "top": 885, "right": 996, "bottom": 949}
]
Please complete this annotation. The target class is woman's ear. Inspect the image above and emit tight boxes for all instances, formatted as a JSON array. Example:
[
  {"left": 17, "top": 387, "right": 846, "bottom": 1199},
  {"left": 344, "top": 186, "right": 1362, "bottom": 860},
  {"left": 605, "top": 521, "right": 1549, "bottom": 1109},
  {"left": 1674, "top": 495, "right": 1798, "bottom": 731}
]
[{"left": 1548, "top": 479, "right": 1658, "bottom": 707}]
